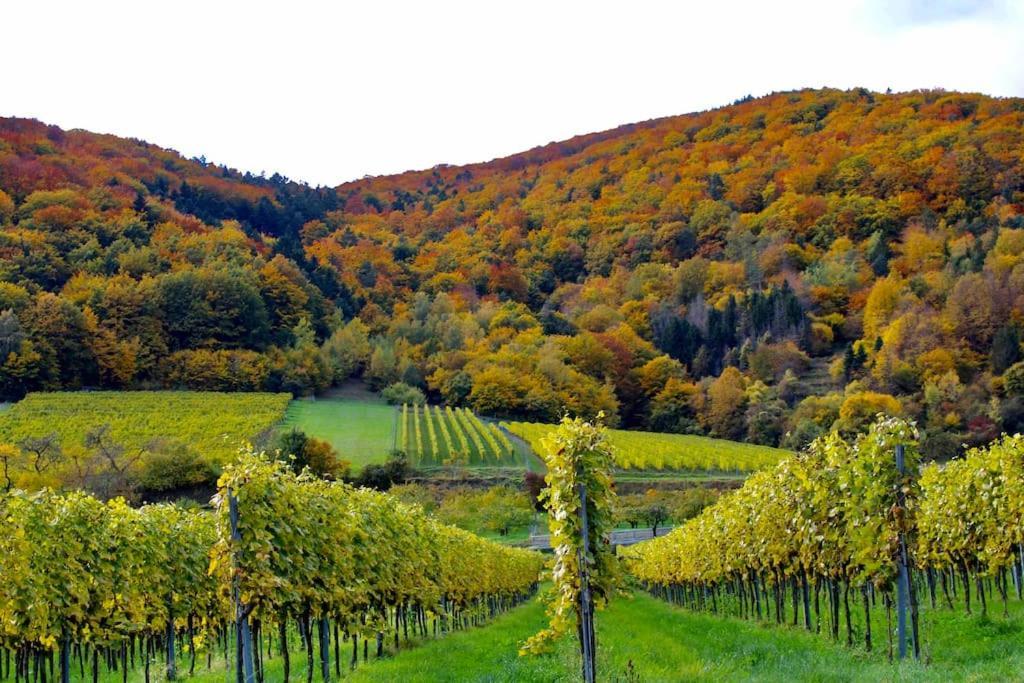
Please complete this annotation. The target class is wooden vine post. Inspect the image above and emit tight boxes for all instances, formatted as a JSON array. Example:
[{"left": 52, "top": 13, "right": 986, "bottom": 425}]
[{"left": 521, "top": 414, "right": 616, "bottom": 683}]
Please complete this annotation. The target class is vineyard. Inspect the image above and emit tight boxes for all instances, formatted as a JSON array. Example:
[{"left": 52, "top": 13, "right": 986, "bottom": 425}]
[
  {"left": 399, "top": 404, "right": 517, "bottom": 467},
  {"left": 0, "top": 392, "right": 290, "bottom": 464},
  {"left": 0, "top": 453, "right": 543, "bottom": 682},
  {"left": 503, "top": 421, "right": 787, "bottom": 472},
  {"left": 623, "top": 417, "right": 1024, "bottom": 657}
]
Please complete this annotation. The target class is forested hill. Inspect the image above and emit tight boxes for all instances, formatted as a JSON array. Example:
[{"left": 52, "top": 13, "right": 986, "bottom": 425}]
[{"left": 2, "top": 87, "right": 1024, "bottom": 457}]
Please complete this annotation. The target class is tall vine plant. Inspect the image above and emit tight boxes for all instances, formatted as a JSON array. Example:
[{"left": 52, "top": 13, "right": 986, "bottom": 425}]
[{"left": 521, "top": 414, "right": 617, "bottom": 682}]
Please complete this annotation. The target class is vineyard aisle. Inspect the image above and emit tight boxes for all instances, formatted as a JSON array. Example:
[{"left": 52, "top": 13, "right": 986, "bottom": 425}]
[
  {"left": 178, "top": 590, "right": 1023, "bottom": 682},
  {"left": 43, "top": 587, "right": 1024, "bottom": 681}
]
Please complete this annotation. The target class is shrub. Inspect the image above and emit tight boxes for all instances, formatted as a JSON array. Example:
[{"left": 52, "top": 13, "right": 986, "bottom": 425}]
[
  {"left": 524, "top": 471, "right": 546, "bottom": 512},
  {"left": 437, "top": 485, "right": 534, "bottom": 536},
  {"left": 275, "top": 429, "right": 350, "bottom": 480},
  {"left": 381, "top": 381, "right": 426, "bottom": 406},
  {"left": 137, "top": 440, "right": 217, "bottom": 493},
  {"left": 1004, "top": 361, "right": 1024, "bottom": 397},
  {"left": 352, "top": 452, "right": 412, "bottom": 491},
  {"left": 163, "top": 349, "right": 269, "bottom": 391}
]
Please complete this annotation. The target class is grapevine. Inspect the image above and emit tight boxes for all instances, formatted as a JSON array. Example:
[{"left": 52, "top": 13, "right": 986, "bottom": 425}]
[
  {"left": 622, "top": 416, "right": 1024, "bottom": 655},
  {"left": 413, "top": 402, "right": 425, "bottom": 459},
  {"left": 504, "top": 420, "right": 786, "bottom": 472},
  {"left": 522, "top": 414, "right": 617, "bottom": 681},
  {"left": 0, "top": 453, "right": 544, "bottom": 681}
]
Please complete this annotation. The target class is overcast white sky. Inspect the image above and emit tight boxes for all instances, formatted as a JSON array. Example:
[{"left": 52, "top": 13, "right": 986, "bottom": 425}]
[{"left": 3, "top": 0, "right": 1023, "bottom": 186}]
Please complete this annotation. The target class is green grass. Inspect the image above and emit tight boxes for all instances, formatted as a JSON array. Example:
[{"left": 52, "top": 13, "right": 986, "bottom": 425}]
[
  {"left": 0, "top": 391, "right": 289, "bottom": 465},
  {"left": 333, "top": 589, "right": 1024, "bottom": 682},
  {"left": 281, "top": 398, "right": 397, "bottom": 472},
  {"left": 55, "top": 587, "right": 1024, "bottom": 682}
]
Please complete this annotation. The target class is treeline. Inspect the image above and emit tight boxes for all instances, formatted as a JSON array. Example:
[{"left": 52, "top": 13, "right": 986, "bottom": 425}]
[{"left": 4, "top": 89, "right": 1024, "bottom": 453}]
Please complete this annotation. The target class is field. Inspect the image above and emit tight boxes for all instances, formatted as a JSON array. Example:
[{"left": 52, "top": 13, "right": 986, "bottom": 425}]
[
  {"left": 279, "top": 397, "right": 397, "bottom": 471},
  {"left": 0, "top": 391, "right": 290, "bottom": 464},
  {"left": 503, "top": 421, "right": 788, "bottom": 472}
]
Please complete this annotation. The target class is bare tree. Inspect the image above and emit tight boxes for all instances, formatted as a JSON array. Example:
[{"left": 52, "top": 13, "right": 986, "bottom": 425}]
[
  {"left": 18, "top": 434, "right": 63, "bottom": 475},
  {"left": 82, "top": 425, "right": 143, "bottom": 500}
]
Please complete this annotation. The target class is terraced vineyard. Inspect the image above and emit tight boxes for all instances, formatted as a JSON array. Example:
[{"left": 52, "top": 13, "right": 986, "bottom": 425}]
[
  {"left": 503, "top": 421, "right": 787, "bottom": 472},
  {"left": 400, "top": 404, "right": 516, "bottom": 466}
]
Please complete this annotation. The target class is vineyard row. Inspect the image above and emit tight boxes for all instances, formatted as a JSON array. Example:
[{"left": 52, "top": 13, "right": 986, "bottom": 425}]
[
  {"left": 0, "top": 454, "right": 543, "bottom": 682},
  {"left": 400, "top": 404, "right": 514, "bottom": 466},
  {"left": 623, "top": 418, "right": 1024, "bottom": 656}
]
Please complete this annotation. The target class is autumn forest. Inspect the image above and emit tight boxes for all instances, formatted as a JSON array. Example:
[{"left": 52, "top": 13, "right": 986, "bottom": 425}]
[{"left": 1, "top": 87, "right": 1023, "bottom": 457}]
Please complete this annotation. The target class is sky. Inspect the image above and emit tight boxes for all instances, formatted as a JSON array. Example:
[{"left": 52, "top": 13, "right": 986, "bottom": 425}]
[{"left": 3, "top": 0, "right": 1023, "bottom": 187}]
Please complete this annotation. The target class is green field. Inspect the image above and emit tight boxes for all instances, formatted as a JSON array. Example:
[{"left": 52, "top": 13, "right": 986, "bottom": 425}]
[
  {"left": 81, "top": 587, "right": 1022, "bottom": 682},
  {"left": 0, "top": 391, "right": 290, "bottom": 464},
  {"left": 504, "top": 421, "right": 788, "bottom": 472},
  {"left": 280, "top": 398, "right": 397, "bottom": 471}
]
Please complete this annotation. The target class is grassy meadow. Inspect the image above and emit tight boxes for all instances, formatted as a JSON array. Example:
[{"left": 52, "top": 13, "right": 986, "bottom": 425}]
[{"left": 280, "top": 397, "right": 397, "bottom": 471}]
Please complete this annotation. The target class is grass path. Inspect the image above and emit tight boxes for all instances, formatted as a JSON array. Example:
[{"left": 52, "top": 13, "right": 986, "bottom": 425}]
[
  {"left": 346, "top": 588, "right": 1024, "bottom": 682},
  {"left": 64, "top": 586, "right": 1024, "bottom": 681}
]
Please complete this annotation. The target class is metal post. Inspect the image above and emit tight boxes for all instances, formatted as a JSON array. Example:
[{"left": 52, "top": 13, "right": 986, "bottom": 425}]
[
  {"left": 577, "top": 484, "right": 595, "bottom": 683},
  {"left": 229, "top": 490, "right": 256, "bottom": 683},
  {"left": 319, "top": 619, "right": 331, "bottom": 682},
  {"left": 895, "top": 444, "right": 909, "bottom": 660},
  {"left": 60, "top": 627, "right": 70, "bottom": 683},
  {"left": 166, "top": 612, "right": 176, "bottom": 680}
]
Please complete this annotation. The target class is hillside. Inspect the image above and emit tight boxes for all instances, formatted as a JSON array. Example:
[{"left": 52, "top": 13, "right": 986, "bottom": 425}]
[{"left": 2, "top": 88, "right": 1024, "bottom": 456}]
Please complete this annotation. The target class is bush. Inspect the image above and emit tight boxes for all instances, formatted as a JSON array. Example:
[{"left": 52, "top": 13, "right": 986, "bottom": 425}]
[
  {"left": 381, "top": 381, "right": 426, "bottom": 406},
  {"left": 524, "top": 471, "right": 547, "bottom": 512},
  {"left": 437, "top": 485, "right": 534, "bottom": 536},
  {"left": 137, "top": 440, "right": 217, "bottom": 493},
  {"left": 920, "top": 429, "right": 962, "bottom": 462},
  {"left": 837, "top": 391, "right": 901, "bottom": 434},
  {"left": 1004, "top": 361, "right": 1024, "bottom": 397},
  {"left": 352, "top": 452, "right": 412, "bottom": 491},
  {"left": 748, "top": 341, "right": 810, "bottom": 383},
  {"left": 163, "top": 349, "right": 269, "bottom": 391},
  {"left": 275, "top": 429, "right": 350, "bottom": 480},
  {"left": 781, "top": 419, "right": 825, "bottom": 450},
  {"left": 388, "top": 483, "right": 439, "bottom": 513},
  {"left": 616, "top": 488, "right": 719, "bottom": 529}
]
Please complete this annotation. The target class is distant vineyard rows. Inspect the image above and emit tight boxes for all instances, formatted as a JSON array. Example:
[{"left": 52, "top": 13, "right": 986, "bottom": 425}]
[
  {"left": 400, "top": 404, "right": 515, "bottom": 466},
  {"left": 503, "top": 421, "right": 787, "bottom": 472}
]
